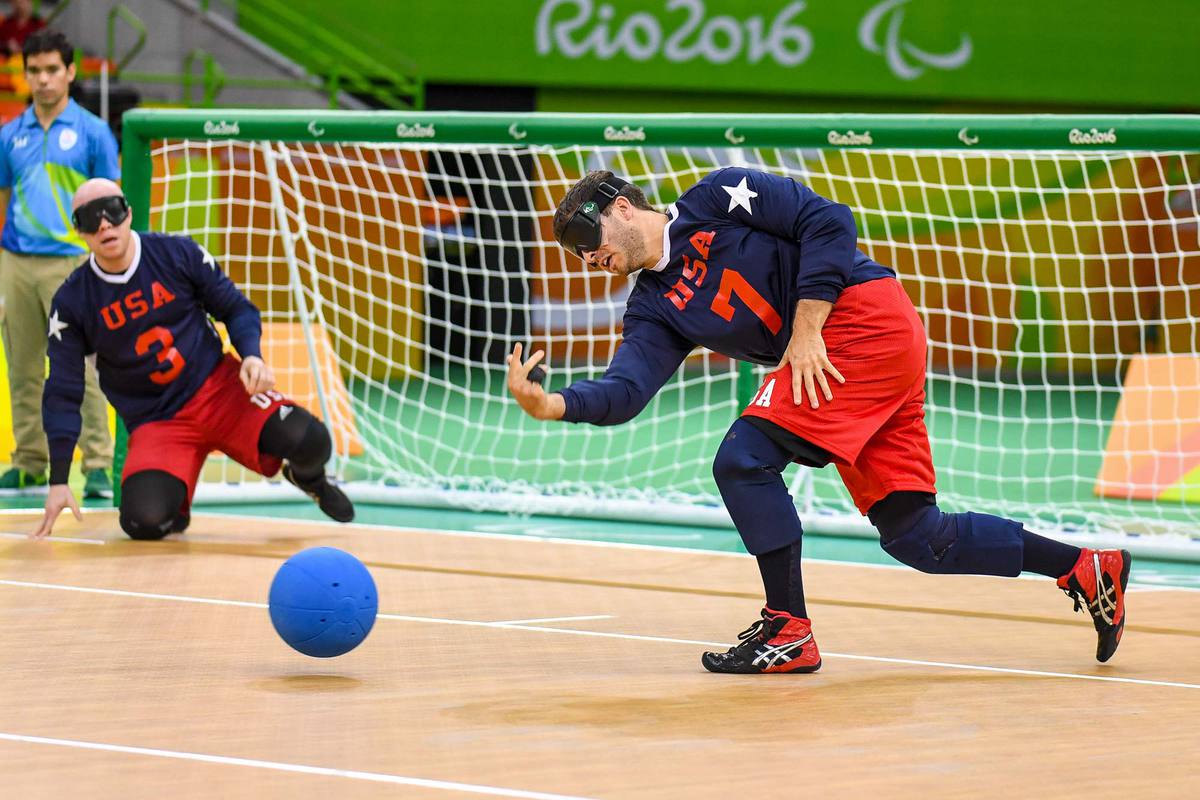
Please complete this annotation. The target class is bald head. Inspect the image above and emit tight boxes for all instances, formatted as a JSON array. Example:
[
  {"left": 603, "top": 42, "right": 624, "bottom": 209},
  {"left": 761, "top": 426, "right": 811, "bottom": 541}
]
[
  {"left": 72, "top": 178, "right": 124, "bottom": 212},
  {"left": 72, "top": 178, "right": 134, "bottom": 272}
]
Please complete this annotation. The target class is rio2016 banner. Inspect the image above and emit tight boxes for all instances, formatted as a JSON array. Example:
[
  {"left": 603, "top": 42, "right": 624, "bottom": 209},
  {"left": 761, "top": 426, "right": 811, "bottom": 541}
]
[
  {"left": 282, "top": 0, "right": 1198, "bottom": 108},
  {"left": 534, "top": 0, "right": 963, "bottom": 79}
]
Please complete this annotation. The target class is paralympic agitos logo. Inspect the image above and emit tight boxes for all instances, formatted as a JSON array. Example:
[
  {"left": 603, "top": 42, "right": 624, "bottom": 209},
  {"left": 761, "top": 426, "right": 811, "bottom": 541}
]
[{"left": 535, "top": 0, "right": 972, "bottom": 80}]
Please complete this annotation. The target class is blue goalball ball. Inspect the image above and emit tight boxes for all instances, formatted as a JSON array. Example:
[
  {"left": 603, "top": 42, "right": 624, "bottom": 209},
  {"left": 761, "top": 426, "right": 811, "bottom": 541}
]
[{"left": 268, "top": 547, "right": 378, "bottom": 658}]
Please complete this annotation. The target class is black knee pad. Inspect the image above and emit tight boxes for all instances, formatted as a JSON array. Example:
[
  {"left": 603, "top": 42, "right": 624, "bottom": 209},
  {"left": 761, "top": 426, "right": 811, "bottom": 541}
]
[
  {"left": 869, "top": 491, "right": 1023, "bottom": 577},
  {"left": 869, "top": 491, "right": 937, "bottom": 543},
  {"left": 258, "top": 405, "right": 331, "bottom": 470},
  {"left": 712, "top": 423, "right": 782, "bottom": 492},
  {"left": 712, "top": 419, "right": 805, "bottom": 555},
  {"left": 120, "top": 470, "right": 188, "bottom": 540}
]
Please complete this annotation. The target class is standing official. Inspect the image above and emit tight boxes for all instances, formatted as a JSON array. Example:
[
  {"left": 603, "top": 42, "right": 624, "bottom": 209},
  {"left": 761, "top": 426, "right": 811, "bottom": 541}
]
[{"left": 0, "top": 29, "right": 118, "bottom": 497}]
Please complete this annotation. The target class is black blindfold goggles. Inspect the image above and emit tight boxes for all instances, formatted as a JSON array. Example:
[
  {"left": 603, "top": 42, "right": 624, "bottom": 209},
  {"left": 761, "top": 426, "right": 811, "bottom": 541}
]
[
  {"left": 72, "top": 194, "right": 130, "bottom": 233},
  {"left": 558, "top": 177, "right": 630, "bottom": 258}
]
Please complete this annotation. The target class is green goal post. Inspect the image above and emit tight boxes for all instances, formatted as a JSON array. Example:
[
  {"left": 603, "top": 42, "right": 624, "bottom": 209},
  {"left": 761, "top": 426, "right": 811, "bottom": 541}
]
[{"left": 117, "top": 110, "right": 1200, "bottom": 561}]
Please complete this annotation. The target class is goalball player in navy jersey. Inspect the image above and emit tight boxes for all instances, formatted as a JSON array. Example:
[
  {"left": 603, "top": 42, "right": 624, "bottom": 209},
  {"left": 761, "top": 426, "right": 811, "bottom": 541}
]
[
  {"left": 507, "top": 167, "right": 1131, "bottom": 672},
  {"left": 33, "top": 178, "right": 354, "bottom": 540}
]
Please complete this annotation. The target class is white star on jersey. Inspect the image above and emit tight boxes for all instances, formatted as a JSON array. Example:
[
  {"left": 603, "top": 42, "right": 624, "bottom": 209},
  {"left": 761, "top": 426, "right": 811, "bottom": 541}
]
[
  {"left": 48, "top": 309, "right": 68, "bottom": 341},
  {"left": 722, "top": 177, "right": 759, "bottom": 215}
]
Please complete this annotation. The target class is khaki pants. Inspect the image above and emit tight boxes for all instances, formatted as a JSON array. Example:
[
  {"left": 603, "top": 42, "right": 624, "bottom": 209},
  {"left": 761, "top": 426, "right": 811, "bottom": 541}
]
[{"left": 0, "top": 248, "right": 112, "bottom": 474}]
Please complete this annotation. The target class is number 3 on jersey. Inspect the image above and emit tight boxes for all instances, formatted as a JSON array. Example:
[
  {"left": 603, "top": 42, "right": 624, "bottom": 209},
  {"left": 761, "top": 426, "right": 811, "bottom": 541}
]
[{"left": 135, "top": 326, "right": 185, "bottom": 384}]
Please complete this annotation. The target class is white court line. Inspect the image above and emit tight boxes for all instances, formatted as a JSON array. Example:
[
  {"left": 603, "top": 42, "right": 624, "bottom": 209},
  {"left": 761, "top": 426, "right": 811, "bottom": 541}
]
[
  {"left": 491, "top": 614, "right": 614, "bottom": 625},
  {"left": 2, "top": 578, "right": 1197, "bottom": 691},
  {"left": 0, "top": 579, "right": 267, "bottom": 609},
  {"left": 0, "top": 531, "right": 105, "bottom": 545},
  {"left": 0, "top": 732, "right": 592, "bottom": 800}
]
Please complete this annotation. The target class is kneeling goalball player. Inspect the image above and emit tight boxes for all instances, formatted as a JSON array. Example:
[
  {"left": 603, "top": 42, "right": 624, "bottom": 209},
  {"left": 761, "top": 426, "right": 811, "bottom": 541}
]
[
  {"left": 507, "top": 168, "right": 1130, "bottom": 672},
  {"left": 34, "top": 179, "right": 354, "bottom": 539}
]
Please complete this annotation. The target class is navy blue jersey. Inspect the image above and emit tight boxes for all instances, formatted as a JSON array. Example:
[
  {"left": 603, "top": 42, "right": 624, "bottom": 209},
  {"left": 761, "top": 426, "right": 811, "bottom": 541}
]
[
  {"left": 560, "top": 167, "right": 895, "bottom": 425},
  {"left": 43, "top": 232, "right": 263, "bottom": 465}
]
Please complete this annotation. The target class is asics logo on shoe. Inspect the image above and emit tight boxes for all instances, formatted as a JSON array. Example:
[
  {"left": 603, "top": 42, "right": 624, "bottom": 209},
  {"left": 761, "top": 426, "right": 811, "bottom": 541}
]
[
  {"left": 1092, "top": 553, "right": 1118, "bottom": 624},
  {"left": 751, "top": 633, "right": 813, "bottom": 670}
]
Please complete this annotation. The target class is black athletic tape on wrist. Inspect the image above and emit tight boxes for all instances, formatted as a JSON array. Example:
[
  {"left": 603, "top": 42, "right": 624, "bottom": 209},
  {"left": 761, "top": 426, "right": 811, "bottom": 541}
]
[{"left": 49, "top": 460, "right": 72, "bottom": 485}]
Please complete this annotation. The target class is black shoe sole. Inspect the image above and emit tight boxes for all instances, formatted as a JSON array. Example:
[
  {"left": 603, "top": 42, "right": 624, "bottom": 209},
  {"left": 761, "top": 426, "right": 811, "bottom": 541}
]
[
  {"left": 320, "top": 495, "right": 355, "bottom": 524},
  {"left": 282, "top": 464, "right": 354, "bottom": 523},
  {"left": 701, "top": 654, "right": 822, "bottom": 674}
]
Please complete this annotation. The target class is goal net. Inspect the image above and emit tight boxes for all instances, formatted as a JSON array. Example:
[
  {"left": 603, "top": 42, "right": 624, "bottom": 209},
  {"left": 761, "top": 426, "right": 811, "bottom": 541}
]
[{"left": 121, "top": 111, "right": 1200, "bottom": 550}]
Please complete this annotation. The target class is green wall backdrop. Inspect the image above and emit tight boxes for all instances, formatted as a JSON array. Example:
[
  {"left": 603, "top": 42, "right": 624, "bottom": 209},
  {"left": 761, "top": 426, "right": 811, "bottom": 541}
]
[{"left": 246, "top": 1, "right": 1198, "bottom": 110}]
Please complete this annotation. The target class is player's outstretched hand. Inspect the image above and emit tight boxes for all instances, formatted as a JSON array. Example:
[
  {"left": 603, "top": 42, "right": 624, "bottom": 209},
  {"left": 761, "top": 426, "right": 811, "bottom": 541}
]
[
  {"left": 240, "top": 355, "right": 276, "bottom": 395},
  {"left": 32, "top": 484, "right": 82, "bottom": 539},
  {"left": 506, "top": 343, "right": 565, "bottom": 421},
  {"left": 778, "top": 333, "right": 845, "bottom": 409}
]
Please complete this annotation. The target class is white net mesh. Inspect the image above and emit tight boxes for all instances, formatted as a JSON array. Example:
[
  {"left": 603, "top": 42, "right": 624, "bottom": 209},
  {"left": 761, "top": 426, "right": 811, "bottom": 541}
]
[{"left": 147, "top": 139, "right": 1200, "bottom": 538}]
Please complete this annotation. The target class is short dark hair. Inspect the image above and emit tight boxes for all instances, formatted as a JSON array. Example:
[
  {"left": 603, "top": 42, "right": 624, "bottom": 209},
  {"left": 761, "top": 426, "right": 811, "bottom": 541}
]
[
  {"left": 23, "top": 29, "right": 74, "bottom": 69},
  {"left": 553, "top": 170, "right": 654, "bottom": 245}
]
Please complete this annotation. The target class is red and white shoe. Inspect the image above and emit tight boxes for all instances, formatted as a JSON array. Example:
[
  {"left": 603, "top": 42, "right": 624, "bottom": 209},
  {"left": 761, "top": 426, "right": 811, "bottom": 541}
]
[
  {"left": 1057, "top": 548, "right": 1131, "bottom": 663},
  {"left": 701, "top": 608, "right": 822, "bottom": 674}
]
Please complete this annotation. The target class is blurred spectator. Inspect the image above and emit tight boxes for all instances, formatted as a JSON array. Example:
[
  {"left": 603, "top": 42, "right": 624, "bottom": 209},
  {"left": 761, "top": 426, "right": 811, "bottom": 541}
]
[
  {"left": 0, "top": 0, "right": 44, "bottom": 56},
  {"left": 0, "top": 29, "right": 117, "bottom": 497}
]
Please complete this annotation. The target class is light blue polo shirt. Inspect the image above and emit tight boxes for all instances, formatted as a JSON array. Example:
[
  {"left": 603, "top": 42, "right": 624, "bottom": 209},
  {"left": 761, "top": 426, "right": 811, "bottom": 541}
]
[{"left": 0, "top": 98, "right": 120, "bottom": 257}]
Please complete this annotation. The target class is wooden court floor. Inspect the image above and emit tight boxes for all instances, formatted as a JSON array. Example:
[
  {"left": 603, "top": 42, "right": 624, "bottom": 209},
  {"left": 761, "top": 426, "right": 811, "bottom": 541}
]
[{"left": 1, "top": 509, "right": 1198, "bottom": 799}]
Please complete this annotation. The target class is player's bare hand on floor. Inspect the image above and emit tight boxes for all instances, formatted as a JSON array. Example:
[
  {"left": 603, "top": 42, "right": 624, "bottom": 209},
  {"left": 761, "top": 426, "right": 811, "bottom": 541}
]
[
  {"left": 32, "top": 484, "right": 82, "bottom": 539},
  {"left": 506, "top": 343, "right": 565, "bottom": 421},
  {"left": 240, "top": 355, "right": 276, "bottom": 395}
]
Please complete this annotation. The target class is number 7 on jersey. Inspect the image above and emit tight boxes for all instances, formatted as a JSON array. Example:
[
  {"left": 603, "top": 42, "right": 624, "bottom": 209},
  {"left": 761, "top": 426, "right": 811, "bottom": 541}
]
[{"left": 711, "top": 269, "right": 782, "bottom": 335}]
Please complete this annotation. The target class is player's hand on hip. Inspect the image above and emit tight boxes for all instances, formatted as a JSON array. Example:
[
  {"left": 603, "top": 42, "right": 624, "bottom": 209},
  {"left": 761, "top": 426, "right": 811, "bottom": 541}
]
[
  {"left": 506, "top": 343, "right": 565, "bottom": 421},
  {"left": 32, "top": 484, "right": 82, "bottom": 539},
  {"left": 778, "top": 335, "right": 845, "bottom": 409},
  {"left": 239, "top": 355, "right": 276, "bottom": 395}
]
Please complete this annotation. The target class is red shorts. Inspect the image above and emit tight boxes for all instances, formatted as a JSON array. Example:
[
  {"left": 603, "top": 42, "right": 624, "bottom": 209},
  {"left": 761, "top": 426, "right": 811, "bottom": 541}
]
[
  {"left": 741, "top": 278, "right": 937, "bottom": 515},
  {"left": 123, "top": 354, "right": 294, "bottom": 507}
]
